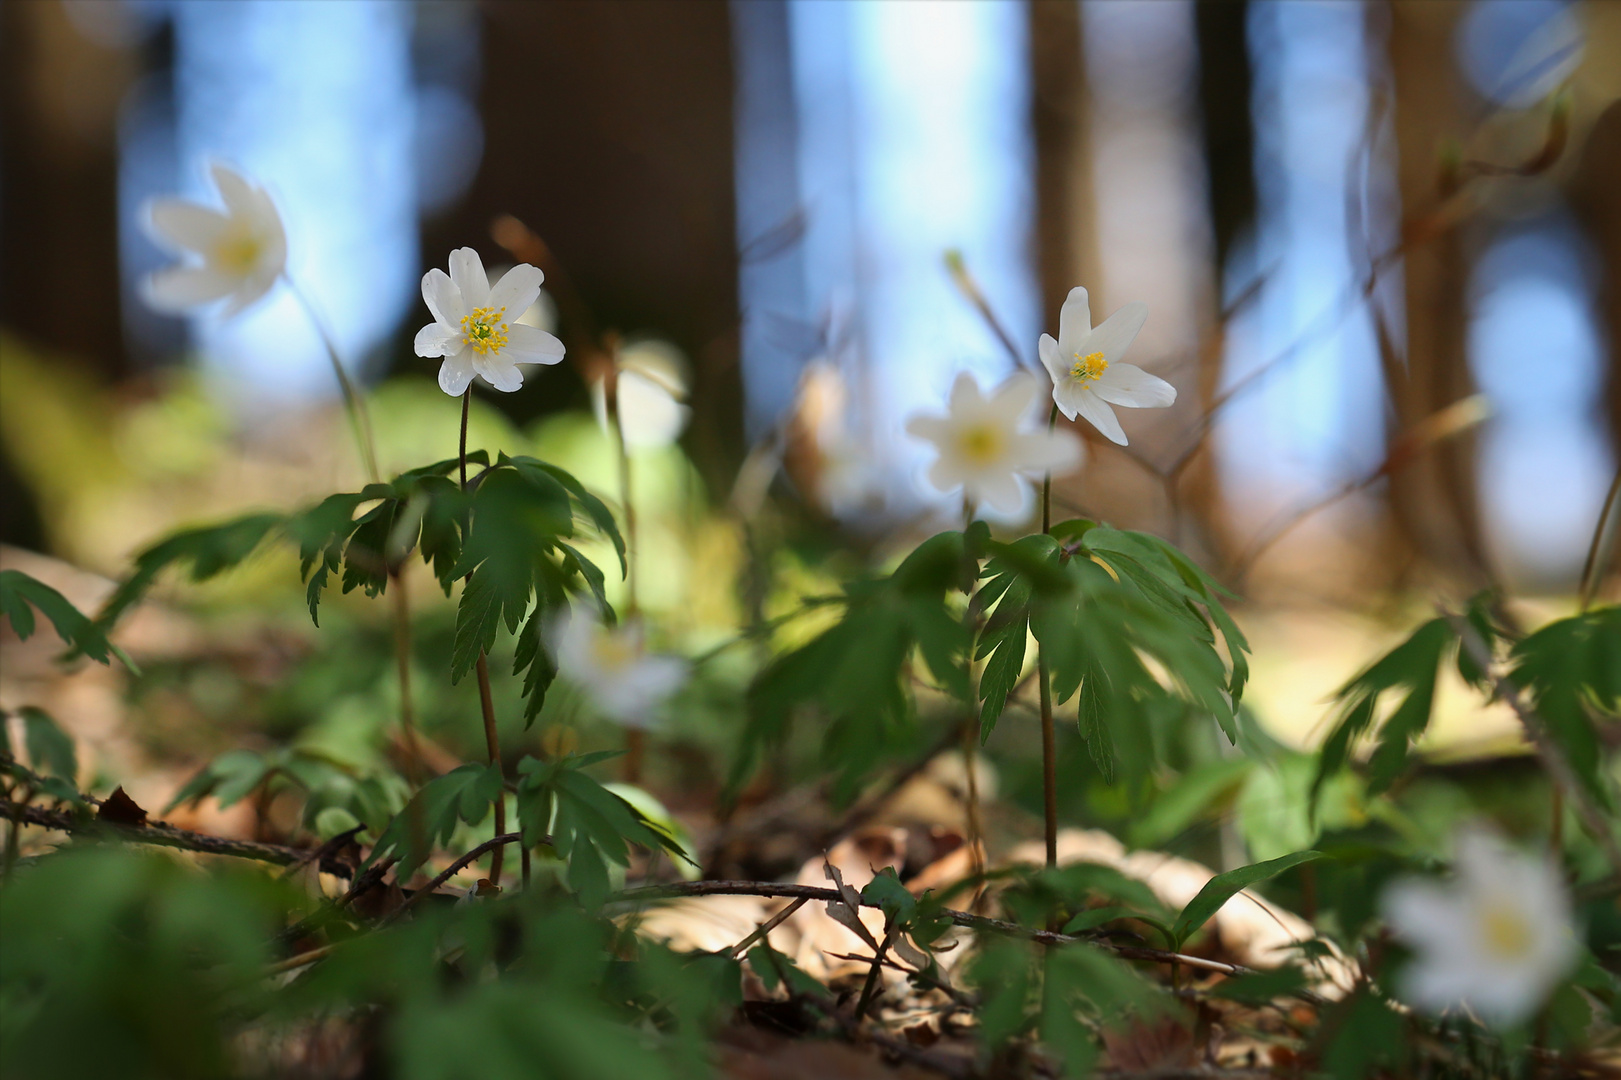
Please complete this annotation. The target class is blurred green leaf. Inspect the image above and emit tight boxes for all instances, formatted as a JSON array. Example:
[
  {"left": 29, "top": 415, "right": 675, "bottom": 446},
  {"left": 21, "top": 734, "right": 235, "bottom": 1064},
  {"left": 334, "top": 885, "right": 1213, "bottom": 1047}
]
[
  {"left": 1171, "top": 850, "right": 1323, "bottom": 947},
  {"left": 19, "top": 706, "right": 76, "bottom": 781},
  {"left": 0, "top": 569, "right": 131, "bottom": 669}
]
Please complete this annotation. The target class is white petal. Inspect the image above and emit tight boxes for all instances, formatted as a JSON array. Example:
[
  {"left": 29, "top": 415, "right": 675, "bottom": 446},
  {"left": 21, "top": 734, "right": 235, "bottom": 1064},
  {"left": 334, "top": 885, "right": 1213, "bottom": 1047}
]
[
  {"left": 946, "top": 371, "right": 986, "bottom": 414},
  {"left": 437, "top": 350, "right": 477, "bottom": 396},
  {"left": 1056, "top": 287, "right": 1092, "bottom": 356},
  {"left": 905, "top": 415, "right": 952, "bottom": 445},
  {"left": 220, "top": 273, "right": 278, "bottom": 317},
  {"left": 421, "top": 268, "right": 465, "bottom": 328},
  {"left": 1011, "top": 429, "right": 1083, "bottom": 476},
  {"left": 925, "top": 457, "right": 965, "bottom": 497},
  {"left": 969, "top": 471, "right": 1026, "bottom": 515},
  {"left": 488, "top": 262, "right": 544, "bottom": 319},
  {"left": 1072, "top": 389, "right": 1128, "bottom": 445},
  {"left": 142, "top": 265, "right": 237, "bottom": 312},
  {"left": 504, "top": 323, "right": 566, "bottom": 365},
  {"left": 415, "top": 321, "right": 461, "bottom": 358},
  {"left": 1037, "top": 333, "right": 1064, "bottom": 387},
  {"left": 1087, "top": 301, "right": 1149, "bottom": 365},
  {"left": 208, "top": 161, "right": 260, "bottom": 220},
  {"left": 618, "top": 369, "right": 689, "bottom": 448},
  {"left": 986, "top": 370, "right": 1040, "bottom": 423},
  {"left": 473, "top": 352, "right": 524, "bottom": 392},
  {"left": 146, "top": 200, "right": 229, "bottom": 254},
  {"left": 1091, "top": 363, "right": 1176, "bottom": 409},
  {"left": 448, "top": 247, "right": 490, "bottom": 310}
]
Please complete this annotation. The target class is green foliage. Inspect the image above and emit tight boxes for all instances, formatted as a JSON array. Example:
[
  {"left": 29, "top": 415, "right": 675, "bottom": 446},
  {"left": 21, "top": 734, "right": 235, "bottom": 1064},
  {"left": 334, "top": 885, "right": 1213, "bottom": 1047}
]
[
  {"left": 1508, "top": 605, "right": 1620, "bottom": 808},
  {"left": 0, "top": 568, "right": 130, "bottom": 668},
  {"left": 448, "top": 455, "right": 625, "bottom": 726},
  {"left": 93, "top": 450, "right": 618, "bottom": 724},
  {"left": 732, "top": 526, "right": 984, "bottom": 801},
  {"left": 367, "top": 762, "right": 504, "bottom": 881},
  {"left": 515, "top": 752, "right": 689, "bottom": 908},
  {"left": 0, "top": 848, "right": 298, "bottom": 1080},
  {"left": 1314, "top": 617, "right": 1453, "bottom": 802},
  {"left": 19, "top": 706, "right": 77, "bottom": 782},
  {"left": 1169, "top": 849, "right": 1323, "bottom": 948},
  {"left": 976, "top": 522, "right": 1249, "bottom": 784}
]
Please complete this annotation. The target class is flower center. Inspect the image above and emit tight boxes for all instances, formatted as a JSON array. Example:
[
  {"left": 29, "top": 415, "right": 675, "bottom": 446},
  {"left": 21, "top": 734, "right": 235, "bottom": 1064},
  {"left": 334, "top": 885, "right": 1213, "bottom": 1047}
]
[
  {"left": 1070, "top": 351, "right": 1108, "bottom": 384},
  {"left": 212, "top": 232, "right": 263, "bottom": 275},
  {"left": 959, "top": 424, "right": 1003, "bottom": 466},
  {"left": 460, "top": 306, "right": 509, "bottom": 356},
  {"left": 590, "top": 631, "right": 638, "bottom": 672},
  {"left": 1479, "top": 902, "right": 1534, "bottom": 960}
]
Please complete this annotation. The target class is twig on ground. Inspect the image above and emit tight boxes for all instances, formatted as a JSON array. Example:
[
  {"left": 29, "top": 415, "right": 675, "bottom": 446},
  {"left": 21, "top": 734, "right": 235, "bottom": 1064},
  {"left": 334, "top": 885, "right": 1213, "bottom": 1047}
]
[
  {"left": 380, "top": 831, "right": 546, "bottom": 927},
  {"left": 728, "top": 896, "right": 810, "bottom": 959},
  {"left": 610, "top": 879, "right": 1263, "bottom": 981},
  {"left": 10, "top": 802, "right": 354, "bottom": 876}
]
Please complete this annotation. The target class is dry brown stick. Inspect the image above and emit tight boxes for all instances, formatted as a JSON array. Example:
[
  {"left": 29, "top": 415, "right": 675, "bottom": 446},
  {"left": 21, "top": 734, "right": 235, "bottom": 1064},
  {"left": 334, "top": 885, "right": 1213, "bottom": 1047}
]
[
  {"left": 380, "top": 831, "right": 544, "bottom": 927},
  {"left": 854, "top": 919, "right": 900, "bottom": 1020},
  {"left": 728, "top": 895, "right": 810, "bottom": 959},
  {"left": 610, "top": 879, "right": 1253, "bottom": 978},
  {"left": 11, "top": 802, "right": 353, "bottom": 875},
  {"left": 1444, "top": 610, "right": 1621, "bottom": 879}
]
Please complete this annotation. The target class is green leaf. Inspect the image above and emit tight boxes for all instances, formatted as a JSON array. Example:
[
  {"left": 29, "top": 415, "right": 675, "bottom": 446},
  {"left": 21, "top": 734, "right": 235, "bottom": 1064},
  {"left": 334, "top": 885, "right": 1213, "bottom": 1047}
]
[
  {"left": 96, "top": 513, "right": 283, "bottom": 632},
  {"left": 20, "top": 707, "right": 76, "bottom": 781},
  {"left": 747, "top": 942, "right": 827, "bottom": 997},
  {"left": 1509, "top": 606, "right": 1620, "bottom": 810},
  {"left": 861, "top": 867, "right": 918, "bottom": 926},
  {"left": 0, "top": 570, "right": 130, "bottom": 669},
  {"left": 1171, "top": 850, "right": 1324, "bottom": 947},
  {"left": 368, "top": 763, "right": 503, "bottom": 881},
  {"left": 1314, "top": 618, "right": 1452, "bottom": 802}
]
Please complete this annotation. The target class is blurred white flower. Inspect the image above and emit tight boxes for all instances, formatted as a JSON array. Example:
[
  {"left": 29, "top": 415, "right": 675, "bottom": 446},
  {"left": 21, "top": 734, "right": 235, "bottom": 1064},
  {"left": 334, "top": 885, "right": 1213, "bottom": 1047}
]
[
  {"left": 1037, "top": 286, "right": 1174, "bottom": 445},
  {"left": 414, "top": 247, "right": 564, "bottom": 396},
  {"left": 905, "top": 371, "right": 1081, "bottom": 515},
  {"left": 1382, "top": 827, "right": 1579, "bottom": 1027},
  {"left": 549, "top": 611, "right": 687, "bottom": 730},
  {"left": 142, "top": 161, "right": 287, "bottom": 317},
  {"left": 592, "top": 339, "right": 691, "bottom": 450}
]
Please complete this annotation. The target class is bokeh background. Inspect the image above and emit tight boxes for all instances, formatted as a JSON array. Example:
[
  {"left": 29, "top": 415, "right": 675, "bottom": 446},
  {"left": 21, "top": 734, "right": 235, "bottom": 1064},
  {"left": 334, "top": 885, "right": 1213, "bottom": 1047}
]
[{"left": 2, "top": 0, "right": 1619, "bottom": 832}]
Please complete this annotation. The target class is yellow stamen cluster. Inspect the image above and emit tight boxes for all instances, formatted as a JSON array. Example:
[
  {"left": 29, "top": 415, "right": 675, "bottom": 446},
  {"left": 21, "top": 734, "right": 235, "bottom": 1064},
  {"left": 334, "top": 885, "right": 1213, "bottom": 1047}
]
[
  {"left": 959, "top": 424, "right": 1004, "bottom": 466},
  {"left": 591, "top": 631, "right": 638, "bottom": 672},
  {"left": 1480, "top": 903, "right": 1534, "bottom": 960},
  {"left": 1070, "top": 351, "right": 1108, "bottom": 384},
  {"left": 460, "top": 306, "right": 509, "bottom": 355},
  {"left": 213, "top": 233, "right": 264, "bottom": 274}
]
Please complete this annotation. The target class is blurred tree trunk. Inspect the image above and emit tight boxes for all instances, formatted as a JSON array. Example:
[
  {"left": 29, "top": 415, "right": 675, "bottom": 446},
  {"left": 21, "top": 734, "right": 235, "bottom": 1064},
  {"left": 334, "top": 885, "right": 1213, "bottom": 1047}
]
[
  {"left": 1572, "top": 99, "right": 1621, "bottom": 464},
  {"left": 432, "top": 0, "right": 746, "bottom": 495},
  {"left": 1381, "top": 0, "right": 1496, "bottom": 586},
  {"left": 1029, "top": 0, "right": 1100, "bottom": 338}
]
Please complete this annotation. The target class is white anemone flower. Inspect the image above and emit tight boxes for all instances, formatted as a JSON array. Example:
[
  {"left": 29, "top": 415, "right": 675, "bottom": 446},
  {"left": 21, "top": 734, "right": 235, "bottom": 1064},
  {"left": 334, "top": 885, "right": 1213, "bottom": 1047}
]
[
  {"left": 414, "top": 247, "right": 565, "bottom": 395},
  {"left": 1382, "top": 827, "right": 1580, "bottom": 1027},
  {"left": 592, "top": 339, "right": 692, "bottom": 450},
  {"left": 142, "top": 162, "right": 287, "bottom": 316},
  {"left": 905, "top": 371, "right": 1082, "bottom": 515},
  {"left": 1037, "top": 287, "right": 1175, "bottom": 445},
  {"left": 549, "top": 612, "right": 688, "bottom": 730}
]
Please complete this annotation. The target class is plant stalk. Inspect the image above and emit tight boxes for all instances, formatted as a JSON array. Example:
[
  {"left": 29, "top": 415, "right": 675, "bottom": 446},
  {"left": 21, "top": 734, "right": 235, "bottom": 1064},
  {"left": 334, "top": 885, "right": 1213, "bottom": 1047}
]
[
  {"left": 1039, "top": 401, "right": 1059, "bottom": 870},
  {"left": 607, "top": 343, "right": 644, "bottom": 785},
  {"left": 461, "top": 388, "right": 506, "bottom": 888},
  {"left": 285, "top": 274, "right": 379, "bottom": 485},
  {"left": 1578, "top": 463, "right": 1621, "bottom": 612}
]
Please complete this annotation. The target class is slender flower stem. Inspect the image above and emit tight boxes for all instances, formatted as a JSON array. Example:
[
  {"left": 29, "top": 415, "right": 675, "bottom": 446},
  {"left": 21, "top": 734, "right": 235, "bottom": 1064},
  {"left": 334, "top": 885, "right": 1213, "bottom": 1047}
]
[
  {"left": 606, "top": 341, "right": 644, "bottom": 784},
  {"left": 1578, "top": 463, "right": 1621, "bottom": 612},
  {"left": 960, "top": 495, "right": 987, "bottom": 905},
  {"left": 283, "top": 274, "right": 380, "bottom": 484},
  {"left": 1039, "top": 401, "right": 1060, "bottom": 869},
  {"left": 461, "top": 388, "right": 506, "bottom": 888},
  {"left": 390, "top": 574, "right": 424, "bottom": 785}
]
